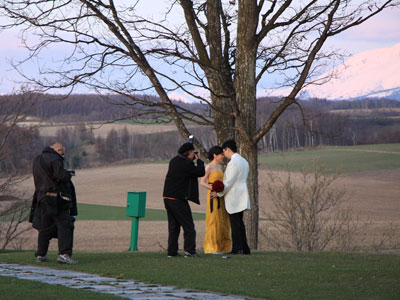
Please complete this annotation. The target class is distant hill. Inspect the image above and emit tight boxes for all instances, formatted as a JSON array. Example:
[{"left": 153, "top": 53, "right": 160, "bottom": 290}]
[{"left": 270, "top": 43, "right": 400, "bottom": 101}]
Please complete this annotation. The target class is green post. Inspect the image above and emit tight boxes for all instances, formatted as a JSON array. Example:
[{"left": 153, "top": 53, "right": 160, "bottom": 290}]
[
  {"left": 126, "top": 192, "right": 146, "bottom": 252},
  {"left": 129, "top": 217, "right": 140, "bottom": 251}
]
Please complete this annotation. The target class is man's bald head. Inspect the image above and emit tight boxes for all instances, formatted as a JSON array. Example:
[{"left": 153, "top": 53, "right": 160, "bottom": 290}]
[{"left": 51, "top": 142, "right": 65, "bottom": 156}]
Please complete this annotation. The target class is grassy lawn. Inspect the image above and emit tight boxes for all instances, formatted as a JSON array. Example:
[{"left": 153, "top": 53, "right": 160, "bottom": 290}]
[
  {"left": 0, "top": 276, "right": 123, "bottom": 300},
  {"left": 76, "top": 203, "right": 205, "bottom": 221},
  {"left": 1, "top": 250, "right": 399, "bottom": 300},
  {"left": 259, "top": 143, "right": 400, "bottom": 173}
]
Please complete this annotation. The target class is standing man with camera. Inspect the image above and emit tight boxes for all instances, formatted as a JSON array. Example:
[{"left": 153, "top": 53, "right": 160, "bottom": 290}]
[
  {"left": 31, "top": 142, "right": 78, "bottom": 264},
  {"left": 163, "top": 140, "right": 205, "bottom": 258}
]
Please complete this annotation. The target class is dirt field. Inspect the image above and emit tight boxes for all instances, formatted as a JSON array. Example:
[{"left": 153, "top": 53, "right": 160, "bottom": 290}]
[
  {"left": 19, "top": 121, "right": 183, "bottom": 138},
  {"left": 330, "top": 107, "right": 400, "bottom": 114},
  {"left": 15, "top": 163, "right": 400, "bottom": 253},
  {"left": 19, "top": 220, "right": 206, "bottom": 253}
]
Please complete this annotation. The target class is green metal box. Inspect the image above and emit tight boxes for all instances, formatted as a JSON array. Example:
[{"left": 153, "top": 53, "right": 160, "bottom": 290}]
[{"left": 126, "top": 192, "right": 146, "bottom": 218}]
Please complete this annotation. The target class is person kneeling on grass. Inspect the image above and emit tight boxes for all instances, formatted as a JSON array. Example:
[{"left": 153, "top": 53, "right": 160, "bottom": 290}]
[{"left": 29, "top": 142, "right": 78, "bottom": 265}]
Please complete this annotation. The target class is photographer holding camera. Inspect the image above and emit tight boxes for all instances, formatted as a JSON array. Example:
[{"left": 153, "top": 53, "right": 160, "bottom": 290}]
[
  {"left": 30, "top": 142, "right": 78, "bottom": 264},
  {"left": 162, "top": 139, "right": 205, "bottom": 258}
]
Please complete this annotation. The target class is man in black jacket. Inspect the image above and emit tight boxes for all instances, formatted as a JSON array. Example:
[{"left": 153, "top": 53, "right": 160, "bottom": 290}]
[
  {"left": 31, "top": 142, "right": 78, "bottom": 264},
  {"left": 163, "top": 142, "right": 205, "bottom": 258}
]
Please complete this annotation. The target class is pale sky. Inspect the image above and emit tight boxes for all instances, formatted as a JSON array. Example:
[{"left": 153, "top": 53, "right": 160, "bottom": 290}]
[{"left": 0, "top": 2, "right": 399, "bottom": 97}]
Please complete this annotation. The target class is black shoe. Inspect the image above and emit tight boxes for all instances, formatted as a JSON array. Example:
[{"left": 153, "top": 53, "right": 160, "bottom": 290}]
[
  {"left": 184, "top": 251, "right": 200, "bottom": 258},
  {"left": 167, "top": 253, "right": 182, "bottom": 258}
]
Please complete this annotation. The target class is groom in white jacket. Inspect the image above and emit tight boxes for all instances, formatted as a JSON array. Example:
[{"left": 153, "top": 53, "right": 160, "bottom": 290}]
[{"left": 213, "top": 140, "right": 251, "bottom": 254}]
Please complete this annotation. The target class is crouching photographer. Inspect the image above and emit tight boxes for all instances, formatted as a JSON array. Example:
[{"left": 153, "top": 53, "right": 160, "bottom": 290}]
[{"left": 30, "top": 142, "right": 78, "bottom": 265}]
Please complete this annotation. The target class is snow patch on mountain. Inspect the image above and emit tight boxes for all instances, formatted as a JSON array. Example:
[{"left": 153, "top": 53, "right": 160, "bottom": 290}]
[{"left": 267, "top": 43, "right": 400, "bottom": 101}]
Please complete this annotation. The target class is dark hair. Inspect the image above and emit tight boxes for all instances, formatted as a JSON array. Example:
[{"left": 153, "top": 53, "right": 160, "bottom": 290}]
[
  {"left": 221, "top": 139, "right": 237, "bottom": 153},
  {"left": 178, "top": 142, "right": 195, "bottom": 157},
  {"left": 207, "top": 146, "right": 223, "bottom": 161}
]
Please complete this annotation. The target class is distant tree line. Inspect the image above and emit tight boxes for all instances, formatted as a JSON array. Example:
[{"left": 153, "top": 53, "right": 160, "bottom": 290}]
[
  {"left": 0, "top": 124, "right": 216, "bottom": 172},
  {"left": 1, "top": 94, "right": 400, "bottom": 173},
  {"left": 2, "top": 93, "right": 400, "bottom": 122},
  {"left": 58, "top": 125, "right": 216, "bottom": 170},
  {"left": 0, "top": 93, "right": 206, "bottom": 122},
  {"left": 256, "top": 98, "right": 400, "bottom": 152},
  {"left": 0, "top": 125, "right": 47, "bottom": 175}
]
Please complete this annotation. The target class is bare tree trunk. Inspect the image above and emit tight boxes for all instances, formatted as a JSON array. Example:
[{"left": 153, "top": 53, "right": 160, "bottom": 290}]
[
  {"left": 235, "top": 0, "right": 259, "bottom": 249},
  {"left": 211, "top": 90, "right": 236, "bottom": 144},
  {"left": 240, "top": 141, "right": 259, "bottom": 250}
]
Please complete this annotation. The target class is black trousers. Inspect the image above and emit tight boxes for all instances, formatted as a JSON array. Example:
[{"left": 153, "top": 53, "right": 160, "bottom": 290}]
[
  {"left": 164, "top": 198, "right": 196, "bottom": 255},
  {"left": 229, "top": 211, "right": 250, "bottom": 254},
  {"left": 35, "top": 207, "right": 74, "bottom": 257}
]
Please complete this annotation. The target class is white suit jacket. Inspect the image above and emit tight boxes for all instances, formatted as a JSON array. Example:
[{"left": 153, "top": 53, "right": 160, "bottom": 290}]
[{"left": 218, "top": 153, "right": 251, "bottom": 214}]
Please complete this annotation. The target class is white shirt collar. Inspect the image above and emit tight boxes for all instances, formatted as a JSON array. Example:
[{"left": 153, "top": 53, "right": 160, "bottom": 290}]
[{"left": 231, "top": 153, "right": 239, "bottom": 159}]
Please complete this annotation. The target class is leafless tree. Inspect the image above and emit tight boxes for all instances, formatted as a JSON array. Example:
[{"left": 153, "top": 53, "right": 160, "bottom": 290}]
[
  {"left": 260, "top": 162, "right": 355, "bottom": 252},
  {"left": 0, "top": 90, "right": 38, "bottom": 249},
  {"left": 260, "top": 162, "right": 400, "bottom": 252},
  {"left": 1, "top": 0, "right": 399, "bottom": 248}
]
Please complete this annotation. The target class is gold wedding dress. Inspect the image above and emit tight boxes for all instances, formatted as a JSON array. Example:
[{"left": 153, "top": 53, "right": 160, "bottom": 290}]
[{"left": 203, "top": 170, "right": 232, "bottom": 253}]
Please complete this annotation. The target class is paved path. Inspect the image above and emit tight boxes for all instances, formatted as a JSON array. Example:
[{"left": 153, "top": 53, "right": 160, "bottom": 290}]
[{"left": 0, "top": 263, "right": 254, "bottom": 300}]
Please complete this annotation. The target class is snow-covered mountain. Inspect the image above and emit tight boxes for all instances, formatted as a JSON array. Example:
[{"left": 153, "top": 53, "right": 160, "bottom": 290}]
[{"left": 269, "top": 43, "right": 400, "bottom": 101}]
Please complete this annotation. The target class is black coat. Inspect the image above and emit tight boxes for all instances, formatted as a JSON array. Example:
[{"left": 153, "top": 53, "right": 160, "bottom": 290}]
[
  {"left": 30, "top": 147, "right": 76, "bottom": 229},
  {"left": 163, "top": 154, "right": 205, "bottom": 204},
  {"left": 29, "top": 179, "right": 78, "bottom": 230},
  {"left": 32, "top": 147, "right": 72, "bottom": 202}
]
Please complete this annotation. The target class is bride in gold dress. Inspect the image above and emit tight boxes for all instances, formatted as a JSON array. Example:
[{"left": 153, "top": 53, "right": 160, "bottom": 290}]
[{"left": 200, "top": 146, "right": 231, "bottom": 254}]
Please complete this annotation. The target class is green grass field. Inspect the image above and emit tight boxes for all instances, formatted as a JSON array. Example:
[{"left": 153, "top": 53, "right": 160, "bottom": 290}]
[
  {"left": 3, "top": 204, "right": 206, "bottom": 222},
  {"left": 1, "top": 250, "right": 399, "bottom": 300},
  {"left": 332, "top": 143, "right": 400, "bottom": 153},
  {"left": 0, "top": 276, "right": 122, "bottom": 300},
  {"left": 259, "top": 143, "right": 400, "bottom": 173},
  {"left": 148, "top": 143, "right": 400, "bottom": 173},
  {"left": 76, "top": 203, "right": 205, "bottom": 221}
]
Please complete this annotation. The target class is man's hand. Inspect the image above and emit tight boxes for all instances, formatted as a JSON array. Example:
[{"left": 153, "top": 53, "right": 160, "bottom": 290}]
[
  {"left": 194, "top": 151, "right": 200, "bottom": 160},
  {"left": 210, "top": 191, "right": 218, "bottom": 199}
]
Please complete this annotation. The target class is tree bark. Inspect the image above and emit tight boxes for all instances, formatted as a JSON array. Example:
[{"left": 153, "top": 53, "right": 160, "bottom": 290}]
[
  {"left": 239, "top": 138, "right": 259, "bottom": 249},
  {"left": 234, "top": 0, "right": 259, "bottom": 249}
]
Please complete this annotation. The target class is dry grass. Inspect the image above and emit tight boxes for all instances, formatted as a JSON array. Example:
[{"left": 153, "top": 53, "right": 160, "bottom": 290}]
[
  {"left": 258, "top": 168, "right": 400, "bottom": 223},
  {"left": 21, "top": 220, "right": 206, "bottom": 253},
  {"left": 14, "top": 163, "right": 400, "bottom": 252},
  {"left": 329, "top": 107, "right": 400, "bottom": 114},
  {"left": 18, "top": 121, "right": 182, "bottom": 138}
]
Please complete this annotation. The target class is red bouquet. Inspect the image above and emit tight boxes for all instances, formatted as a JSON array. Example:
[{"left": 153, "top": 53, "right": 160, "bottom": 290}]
[
  {"left": 210, "top": 180, "right": 224, "bottom": 212},
  {"left": 212, "top": 180, "right": 224, "bottom": 193}
]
